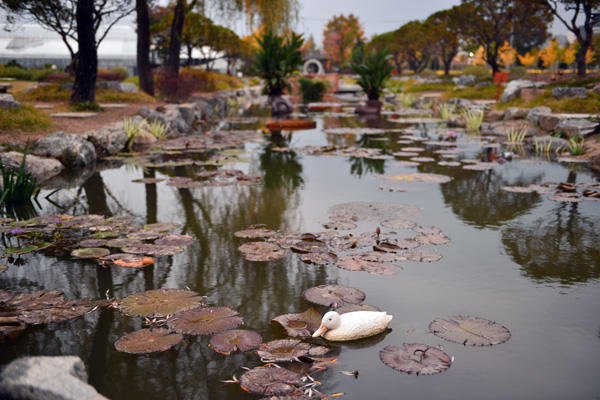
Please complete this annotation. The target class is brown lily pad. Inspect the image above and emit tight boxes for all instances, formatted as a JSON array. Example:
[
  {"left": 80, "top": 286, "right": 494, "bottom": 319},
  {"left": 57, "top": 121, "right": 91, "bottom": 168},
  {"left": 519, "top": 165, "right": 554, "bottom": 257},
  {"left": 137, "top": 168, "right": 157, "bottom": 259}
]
[
  {"left": 234, "top": 228, "right": 277, "bottom": 239},
  {"left": 239, "top": 364, "right": 302, "bottom": 395},
  {"left": 142, "top": 245, "right": 185, "bottom": 256},
  {"left": 18, "top": 298, "right": 98, "bottom": 325},
  {"left": 256, "top": 339, "right": 311, "bottom": 362},
  {"left": 78, "top": 239, "right": 108, "bottom": 248},
  {"left": 239, "top": 242, "right": 286, "bottom": 261},
  {"left": 322, "top": 221, "right": 357, "bottom": 230},
  {"left": 380, "top": 219, "right": 417, "bottom": 230},
  {"left": 154, "top": 235, "right": 195, "bottom": 247},
  {"left": 380, "top": 343, "right": 452, "bottom": 375},
  {"left": 303, "top": 285, "right": 365, "bottom": 307},
  {"left": 106, "top": 238, "right": 143, "bottom": 248},
  {"left": 383, "top": 173, "right": 452, "bottom": 184},
  {"left": 404, "top": 249, "right": 442, "bottom": 262},
  {"left": 328, "top": 202, "right": 421, "bottom": 222},
  {"left": 118, "top": 289, "right": 205, "bottom": 318},
  {"left": 336, "top": 255, "right": 402, "bottom": 276},
  {"left": 167, "top": 306, "right": 243, "bottom": 335},
  {"left": 412, "top": 225, "right": 442, "bottom": 235},
  {"left": 209, "top": 329, "right": 262, "bottom": 354},
  {"left": 126, "top": 231, "right": 163, "bottom": 240},
  {"left": 90, "top": 232, "right": 122, "bottom": 239},
  {"left": 71, "top": 247, "right": 111, "bottom": 259},
  {"left": 271, "top": 308, "right": 322, "bottom": 337},
  {"left": 143, "top": 222, "right": 180, "bottom": 232},
  {"left": 415, "top": 234, "right": 451, "bottom": 245},
  {"left": 114, "top": 328, "right": 182, "bottom": 354},
  {"left": 132, "top": 178, "right": 165, "bottom": 184},
  {"left": 429, "top": 316, "right": 511, "bottom": 346},
  {"left": 300, "top": 252, "right": 338, "bottom": 265}
]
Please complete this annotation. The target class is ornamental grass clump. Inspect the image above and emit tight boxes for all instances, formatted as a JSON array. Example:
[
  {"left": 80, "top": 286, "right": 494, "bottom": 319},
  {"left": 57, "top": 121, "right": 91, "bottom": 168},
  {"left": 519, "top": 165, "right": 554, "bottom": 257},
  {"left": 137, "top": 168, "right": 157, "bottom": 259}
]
[
  {"left": 567, "top": 137, "right": 586, "bottom": 155},
  {"left": 123, "top": 118, "right": 147, "bottom": 151},
  {"left": 437, "top": 103, "right": 454, "bottom": 120},
  {"left": 0, "top": 146, "right": 40, "bottom": 204},
  {"left": 506, "top": 126, "right": 529, "bottom": 143},
  {"left": 462, "top": 108, "right": 484, "bottom": 133},
  {"left": 147, "top": 120, "right": 169, "bottom": 141},
  {"left": 350, "top": 44, "right": 394, "bottom": 101}
]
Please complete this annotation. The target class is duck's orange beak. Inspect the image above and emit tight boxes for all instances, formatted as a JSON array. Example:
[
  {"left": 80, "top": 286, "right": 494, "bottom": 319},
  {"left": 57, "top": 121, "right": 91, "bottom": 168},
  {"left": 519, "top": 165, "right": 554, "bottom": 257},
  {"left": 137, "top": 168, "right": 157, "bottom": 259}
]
[{"left": 312, "top": 323, "right": 328, "bottom": 338}]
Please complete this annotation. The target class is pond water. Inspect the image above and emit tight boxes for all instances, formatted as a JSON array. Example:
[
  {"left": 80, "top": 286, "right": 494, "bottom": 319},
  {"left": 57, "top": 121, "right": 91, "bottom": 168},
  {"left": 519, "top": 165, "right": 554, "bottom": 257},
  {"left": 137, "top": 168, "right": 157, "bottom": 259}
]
[{"left": 1, "top": 107, "right": 600, "bottom": 400}]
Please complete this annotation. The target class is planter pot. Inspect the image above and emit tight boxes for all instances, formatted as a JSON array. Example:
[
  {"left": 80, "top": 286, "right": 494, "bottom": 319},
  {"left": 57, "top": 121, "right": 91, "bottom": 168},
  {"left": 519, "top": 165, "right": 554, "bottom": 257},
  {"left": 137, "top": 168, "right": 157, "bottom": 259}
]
[{"left": 367, "top": 99, "right": 383, "bottom": 110}]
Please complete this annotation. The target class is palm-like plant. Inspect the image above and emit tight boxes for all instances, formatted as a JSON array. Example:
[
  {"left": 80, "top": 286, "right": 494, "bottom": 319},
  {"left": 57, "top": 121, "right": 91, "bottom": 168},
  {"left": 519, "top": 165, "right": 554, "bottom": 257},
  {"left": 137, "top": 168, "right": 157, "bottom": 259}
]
[
  {"left": 350, "top": 45, "right": 394, "bottom": 101},
  {"left": 255, "top": 31, "right": 304, "bottom": 98}
]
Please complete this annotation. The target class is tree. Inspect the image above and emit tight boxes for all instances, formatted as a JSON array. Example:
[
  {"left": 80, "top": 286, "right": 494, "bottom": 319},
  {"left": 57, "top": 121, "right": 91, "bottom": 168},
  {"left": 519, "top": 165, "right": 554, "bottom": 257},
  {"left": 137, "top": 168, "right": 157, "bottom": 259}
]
[
  {"left": 0, "top": 0, "right": 134, "bottom": 103},
  {"left": 457, "top": 0, "right": 552, "bottom": 73},
  {"left": 396, "top": 20, "right": 435, "bottom": 74},
  {"left": 537, "top": 0, "right": 600, "bottom": 77},
  {"left": 369, "top": 31, "right": 403, "bottom": 74},
  {"left": 137, "top": 0, "right": 154, "bottom": 96},
  {"left": 518, "top": 50, "right": 539, "bottom": 68},
  {"left": 499, "top": 41, "right": 517, "bottom": 68},
  {"left": 350, "top": 43, "right": 394, "bottom": 101},
  {"left": 322, "top": 14, "right": 365, "bottom": 68},
  {"left": 426, "top": 7, "right": 462, "bottom": 75},
  {"left": 539, "top": 38, "right": 561, "bottom": 68}
]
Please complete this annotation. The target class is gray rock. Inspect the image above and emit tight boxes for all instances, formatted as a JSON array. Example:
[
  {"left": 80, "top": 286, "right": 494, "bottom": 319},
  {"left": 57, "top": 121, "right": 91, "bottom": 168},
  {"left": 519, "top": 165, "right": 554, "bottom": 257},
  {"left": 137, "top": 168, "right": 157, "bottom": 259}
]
[
  {"left": 592, "top": 85, "right": 600, "bottom": 95},
  {"left": 269, "top": 96, "right": 293, "bottom": 115},
  {"left": 499, "top": 79, "right": 536, "bottom": 103},
  {"left": 118, "top": 83, "right": 138, "bottom": 93},
  {"left": 0, "top": 93, "right": 22, "bottom": 110},
  {"left": 485, "top": 110, "right": 505, "bottom": 122},
  {"left": 95, "top": 81, "right": 137, "bottom": 93},
  {"left": 137, "top": 106, "right": 168, "bottom": 127},
  {"left": 452, "top": 75, "right": 476, "bottom": 86},
  {"left": 0, "top": 356, "right": 108, "bottom": 400},
  {"left": 447, "top": 114, "right": 467, "bottom": 128},
  {"left": 537, "top": 114, "right": 562, "bottom": 131},
  {"left": 474, "top": 81, "right": 492, "bottom": 88},
  {"left": 526, "top": 106, "right": 552, "bottom": 126},
  {"left": 448, "top": 97, "right": 472, "bottom": 109},
  {"left": 85, "top": 126, "right": 127, "bottom": 157},
  {"left": 178, "top": 103, "right": 197, "bottom": 126},
  {"left": 0, "top": 152, "right": 64, "bottom": 183},
  {"left": 481, "top": 121, "right": 533, "bottom": 137},
  {"left": 531, "top": 135, "right": 568, "bottom": 153},
  {"left": 552, "top": 87, "right": 587, "bottom": 99},
  {"left": 503, "top": 107, "right": 528, "bottom": 120},
  {"left": 554, "top": 118, "right": 599, "bottom": 139},
  {"left": 32, "top": 132, "right": 96, "bottom": 170}
]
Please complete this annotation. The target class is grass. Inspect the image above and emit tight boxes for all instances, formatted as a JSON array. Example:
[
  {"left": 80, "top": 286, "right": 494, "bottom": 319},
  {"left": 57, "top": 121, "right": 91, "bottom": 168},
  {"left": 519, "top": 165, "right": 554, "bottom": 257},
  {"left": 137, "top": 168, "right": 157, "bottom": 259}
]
[
  {"left": 500, "top": 90, "right": 600, "bottom": 114},
  {"left": 404, "top": 81, "right": 455, "bottom": 93},
  {"left": 123, "top": 118, "right": 147, "bottom": 151},
  {"left": 441, "top": 85, "right": 498, "bottom": 101},
  {"left": 146, "top": 120, "right": 169, "bottom": 141},
  {"left": 567, "top": 137, "right": 586, "bottom": 155},
  {"left": 462, "top": 108, "right": 485, "bottom": 132},
  {"left": 15, "top": 84, "right": 70, "bottom": 102},
  {"left": 534, "top": 138, "right": 558, "bottom": 155},
  {"left": 0, "top": 105, "right": 54, "bottom": 133},
  {"left": 397, "top": 93, "right": 416, "bottom": 108},
  {"left": 437, "top": 103, "right": 454, "bottom": 120},
  {"left": 96, "top": 88, "right": 155, "bottom": 103},
  {"left": 0, "top": 146, "right": 40, "bottom": 204},
  {"left": 506, "top": 126, "right": 529, "bottom": 143}
]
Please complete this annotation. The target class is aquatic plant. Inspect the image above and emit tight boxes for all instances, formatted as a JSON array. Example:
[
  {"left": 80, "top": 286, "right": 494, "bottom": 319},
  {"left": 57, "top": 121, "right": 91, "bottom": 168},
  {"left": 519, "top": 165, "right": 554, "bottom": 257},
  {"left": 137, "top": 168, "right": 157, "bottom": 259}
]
[
  {"left": 397, "top": 93, "right": 416, "bottom": 108},
  {"left": 506, "top": 126, "right": 529, "bottom": 143},
  {"left": 123, "top": 117, "right": 147, "bottom": 151},
  {"left": 461, "top": 108, "right": 484, "bottom": 132},
  {"left": 146, "top": 120, "right": 169, "bottom": 141},
  {"left": 350, "top": 44, "right": 394, "bottom": 101},
  {"left": 437, "top": 103, "right": 454, "bottom": 120},
  {"left": 567, "top": 137, "right": 586, "bottom": 155},
  {"left": 380, "top": 343, "right": 452, "bottom": 375},
  {"left": 255, "top": 30, "right": 304, "bottom": 97},
  {"left": 429, "top": 316, "right": 511, "bottom": 346},
  {"left": 0, "top": 147, "right": 40, "bottom": 204},
  {"left": 298, "top": 76, "right": 328, "bottom": 103}
]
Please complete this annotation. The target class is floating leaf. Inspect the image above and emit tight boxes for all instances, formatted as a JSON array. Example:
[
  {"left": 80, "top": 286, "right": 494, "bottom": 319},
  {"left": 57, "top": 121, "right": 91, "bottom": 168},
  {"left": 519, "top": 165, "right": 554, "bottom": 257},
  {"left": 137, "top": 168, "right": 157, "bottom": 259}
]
[
  {"left": 132, "top": 178, "right": 165, "bottom": 184},
  {"left": 5, "top": 290, "right": 64, "bottom": 309},
  {"left": 429, "top": 316, "right": 511, "bottom": 346},
  {"left": 115, "top": 328, "right": 182, "bottom": 354},
  {"left": 415, "top": 234, "right": 451, "bottom": 245},
  {"left": 290, "top": 239, "right": 328, "bottom": 254},
  {"left": 62, "top": 214, "right": 105, "bottom": 228},
  {"left": 141, "top": 245, "right": 184, "bottom": 256},
  {"left": 239, "top": 364, "right": 302, "bottom": 395},
  {"left": 336, "top": 255, "right": 401, "bottom": 276},
  {"left": 303, "top": 285, "right": 365, "bottom": 307},
  {"left": 272, "top": 308, "right": 322, "bottom": 337},
  {"left": 380, "top": 343, "right": 452, "bottom": 375},
  {"left": 90, "top": 232, "right": 122, "bottom": 239},
  {"left": 256, "top": 339, "right": 311, "bottom": 362},
  {"left": 361, "top": 251, "right": 405, "bottom": 263},
  {"left": 126, "top": 231, "right": 163, "bottom": 240},
  {"left": 78, "top": 239, "right": 108, "bottom": 248},
  {"left": 373, "top": 242, "right": 403, "bottom": 253},
  {"left": 382, "top": 173, "right": 452, "bottom": 184},
  {"left": 239, "top": 242, "right": 286, "bottom": 261},
  {"left": 300, "top": 252, "right": 338, "bottom": 265},
  {"left": 412, "top": 226, "right": 442, "bottom": 235},
  {"left": 328, "top": 202, "right": 421, "bottom": 222},
  {"left": 119, "top": 289, "right": 205, "bottom": 318},
  {"left": 71, "top": 247, "right": 111, "bottom": 259},
  {"left": 167, "top": 306, "right": 243, "bottom": 335},
  {"left": 404, "top": 249, "right": 442, "bottom": 262},
  {"left": 548, "top": 193, "right": 582, "bottom": 203},
  {"left": 234, "top": 228, "right": 277, "bottom": 239},
  {"left": 121, "top": 244, "right": 155, "bottom": 254},
  {"left": 19, "top": 299, "right": 97, "bottom": 325},
  {"left": 106, "top": 238, "right": 143, "bottom": 248},
  {"left": 380, "top": 219, "right": 417, "bottom": 230},
  {"left": 154, "top": 235, "right": 195, "bottom": 247},
  {"left": 209, "top": 329, "right": 262, "bottom": 354},
  {"left": 100, "top": 253, "right": 155, "bottom": 268},
  {"left": 104, "top": 216, "right": 135, "bottom": 225},
  {"left": 322, "top": 221, "right": 357, "bottom": 230},
  {"left": 143, "top": 222, "right": 180, "bottom": 232}
]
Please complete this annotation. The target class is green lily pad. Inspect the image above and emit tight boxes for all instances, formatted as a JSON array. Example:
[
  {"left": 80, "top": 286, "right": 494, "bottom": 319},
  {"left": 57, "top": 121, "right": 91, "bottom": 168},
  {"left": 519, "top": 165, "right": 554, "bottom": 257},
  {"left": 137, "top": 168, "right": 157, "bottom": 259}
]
[
  {"left": 71, "top": 247, "right": 111, "bottom": 259},
  {"left": 115, "top": 328, "right": 183, "bottom": 354},
  {"left": 118, "top": 289, "right": 205, "bottom": 318}
]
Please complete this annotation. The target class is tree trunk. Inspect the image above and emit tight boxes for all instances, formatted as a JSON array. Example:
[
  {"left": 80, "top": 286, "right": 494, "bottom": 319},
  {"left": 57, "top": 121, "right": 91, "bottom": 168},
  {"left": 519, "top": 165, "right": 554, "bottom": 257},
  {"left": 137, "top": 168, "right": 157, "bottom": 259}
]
[
  {"left": 167, "top": 0, "right": 186, "bottom": 77},
  {"left": 70, "top": 0, "right": 97, "bottom": 104},
  {"left": 443, "top": 59, "right": 451, "bottom": 76},
  {"left": 576, "top": 37, "right": 592, "bottom": 78},
  {"left": 136, "top": 0, "right": 154, "bottom": 96}
]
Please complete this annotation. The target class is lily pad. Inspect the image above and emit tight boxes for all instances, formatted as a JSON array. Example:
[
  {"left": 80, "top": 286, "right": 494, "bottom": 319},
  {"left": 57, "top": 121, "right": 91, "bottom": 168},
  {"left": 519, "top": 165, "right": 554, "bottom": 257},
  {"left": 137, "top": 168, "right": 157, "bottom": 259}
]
[
  {"left": 239, "top": 364, "right": 302, "bottom": 395},
  {"left": 429, "top": 316, "right": 511, "bottom": 346},
  {"left": 100, "top": 253, "right": 155, "bottom": 268},
  {"left": 415, "top": 234, "right": 451, "bottom": 245},
  {"left": 239, "top": 242, "right": 286, "bottom": 261},
  {"left": 132, "top": 178, "right": 165, "bottom": 184},
  {"left": 328, "top": 202, "right": 421, "bottom": 222},
  {"left": 141, "top": 245, "right": 184, "bottom": 256},
  {"left": 114, "top": 328, "right": 182, "bottom": 354},
  {"left": 4, "top": 290, "right": 64, "bottom": 309},
  {"left": 303, "top": 285, "right": 366, "bottom": 307},
  {"left": 71, "top": 247, "right": 111, "bottom": 259},
  {"left": 78, "top": 239, "right": 108, "bottom": 248},
  {"left": 271, "top": 308, "right": 322, "bottom": 337},
  {"left": 234, "top": 227, "right": 277, "bottom": 239},
  {"left": 382, "top": 173, "right": 452, "bottom": 184},
  {"left": 290, "top": 239, "right": 328, "bottom": 254},
  {"left": 19, "top": 298, "right": 97, "bottom": 325},
  {"left": 412, "top": 226, "right": 442, "bottom": 235},
  {"left": 106, "top": 238, "right": 143, "bottom": 248},
  {"left": 90, "top": 232, "right": 122, "bottom": 239},
  {"left": 335, "top": 304, "right": 381, "bottom": 314},
  {"left": 167, "top": 306, "right": 243, "bottom": 335},
  {"left": 121, "top": 244, "right": 155, "bottom": 254},
  {"left": 380, "top": 219, "right": 417, "bottom": 230},
  {"left": 373, "top": 242, "right": 403, "bottom": 253},
  {"left": 404, "top": 249, "right": 442, "bottom": 262},
  {"left": 154, "top": 235, "right": 195, "bottom": 247},
  {"left": 126, "top": 231, "right": 163, "bottom": 240},
  {"left": 300, "top": 252, "right": 338, "bottom": 265},
  {"left": 209, "top": 329, "right": 262, "bottom": 354},
  {"left": 119, "top": 289, "right": 205, "bottom": 318},
  {"left": 256, "top": 339, "right": 311, "bottom": 362},
  {"left": 380, "top": 343, "right": 452, "bottom": 375},
  {"left": 322, "top": 221, "right": 357, "bottom": 230},
  {"left": 143, "top": 222, "right": 180, "bottom": 232}
]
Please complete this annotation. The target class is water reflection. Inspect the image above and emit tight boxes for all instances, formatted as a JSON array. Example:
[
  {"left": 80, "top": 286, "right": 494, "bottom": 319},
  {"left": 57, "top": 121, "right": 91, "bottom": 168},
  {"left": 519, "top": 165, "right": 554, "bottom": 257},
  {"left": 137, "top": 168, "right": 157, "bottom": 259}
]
[{"left": 502, "top": 202, "right": 600, "bottom": 285}]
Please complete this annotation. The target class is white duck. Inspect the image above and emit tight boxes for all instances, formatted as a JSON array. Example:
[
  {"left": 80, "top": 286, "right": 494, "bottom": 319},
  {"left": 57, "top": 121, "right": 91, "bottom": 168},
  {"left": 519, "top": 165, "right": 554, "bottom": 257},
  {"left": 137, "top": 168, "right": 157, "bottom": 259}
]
[{"left": 312, "top": 310, "right": 393, "bottom": 341}]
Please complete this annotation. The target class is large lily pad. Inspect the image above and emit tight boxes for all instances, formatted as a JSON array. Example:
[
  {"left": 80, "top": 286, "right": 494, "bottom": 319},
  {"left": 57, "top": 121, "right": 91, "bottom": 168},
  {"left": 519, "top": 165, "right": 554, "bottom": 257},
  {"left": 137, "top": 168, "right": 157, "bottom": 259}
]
[
  {"left": 118, "top": 289, "right": 205, "bottom": 318},
  {"left": 167, "top": 306, "right": 243, "bottom": 335},
  {"left": 322, "top": 221, "right": 357, "bottom": 230},
  {"left": 380, "top": 219, "right": 417, "bottom": 230},
  {"left": 271, "top": 308, "right": 322, "bottom": 337},
  {"left": 256, "top": 339, "right": 311, "bottom": 362},
  {"left": 382, "top": 173, "right": 452, "bottom": 184},
  {"left": 380, "top": 343, "right": 452, "bottom": 375},
  {"left": 142, "top": 245, "right": 184, "bottom": 256},
  {"left": 209, "top": 329, "right": 262, "bottom": 354},
  {"left": 19, "top": 298, "right": 97, "bottom": 325},
  {"left": 143, "top": 222, "right": 180, "bottom": 232},
  {"left": 336, "top": 255, "right": 402, "bottom": 276},
  {"left": 78, "top": 239, "right": 108, "bottom": 248},
  {"left": 239, "top": 242, "right": 286, "bottom": 261},
  {"left": 239, "top": 364, "right": 303, "bottom": 395},
  {"left": 71, "top": 247, "right": 111, "bottom": 259},
  {"left": 114, "top": 328, "right": 183, "bottom": 354},
  {"left": 303, "top": 285, "right": 365, "bottom": 307},
  {"left": 300, "top": 252, "right": 338, "bottom": 265},
  {"left": 328, "top": 202, "right": 421, "bottom": 222},
  {"left": 415, "top": 234, "right": 451, "bottom": 245},
  {"left": 234, "top": 227, "right": 277, "bottom": 239},
  {"left": 106, "top": 238, "right": 143, "bottom": 248},
  {"left": 127, "top": 231, "right": 163, "bottom": 240},
  {"left": 404, "top": 249, "right": 443, "bottom": 263},
  {"left": 429, "top": 316, "right": 511, "bottom": 346},
  {"left": 154, "top": 235, "right": 195, "bottom": 246},
  {"left": 290, "top": 239, "right": 328, "bottom": 254}
]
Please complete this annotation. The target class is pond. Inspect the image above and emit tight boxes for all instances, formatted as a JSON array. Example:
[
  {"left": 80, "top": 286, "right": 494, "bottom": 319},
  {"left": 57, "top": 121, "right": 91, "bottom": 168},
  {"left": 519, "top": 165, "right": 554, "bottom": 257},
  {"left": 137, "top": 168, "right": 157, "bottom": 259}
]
[{"left": 1, "top": 107, "right": 600, "bottom": 400}]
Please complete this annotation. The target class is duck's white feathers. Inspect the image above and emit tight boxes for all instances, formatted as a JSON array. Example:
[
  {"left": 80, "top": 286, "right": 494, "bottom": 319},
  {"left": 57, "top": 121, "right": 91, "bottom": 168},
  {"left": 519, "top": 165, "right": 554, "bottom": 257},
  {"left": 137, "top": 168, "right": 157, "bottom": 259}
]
[{"left": 319, "top": 311, "right": 392, "bottom": 341}]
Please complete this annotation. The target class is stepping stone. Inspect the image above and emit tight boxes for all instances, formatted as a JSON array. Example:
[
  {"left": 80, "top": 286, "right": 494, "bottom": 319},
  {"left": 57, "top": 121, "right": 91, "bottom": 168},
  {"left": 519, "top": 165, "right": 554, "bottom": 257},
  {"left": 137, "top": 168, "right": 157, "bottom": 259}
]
[
  {"left": 34, "top": 104, "right": 55, "bottom": 109},
  {"left": 50, "top": 112, "right": 98, "bottom": 118},
  {"left": 99, "top": 103, "right": 128, "bottom": 108}
]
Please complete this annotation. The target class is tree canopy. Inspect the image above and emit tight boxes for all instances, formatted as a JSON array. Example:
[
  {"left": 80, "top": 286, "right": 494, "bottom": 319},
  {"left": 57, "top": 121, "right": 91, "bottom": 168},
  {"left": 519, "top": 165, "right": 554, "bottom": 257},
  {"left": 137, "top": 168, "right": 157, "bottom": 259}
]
[{"left": 322, "top": 14, "right": 365, "bottom": 68}]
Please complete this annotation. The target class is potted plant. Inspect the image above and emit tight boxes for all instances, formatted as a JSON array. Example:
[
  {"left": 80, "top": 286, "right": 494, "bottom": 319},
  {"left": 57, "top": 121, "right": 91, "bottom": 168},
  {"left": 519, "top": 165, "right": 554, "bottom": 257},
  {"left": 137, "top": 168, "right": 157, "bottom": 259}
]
[
  {"left": 255, "top": 31, "right": 304, "bottom": 115},
  {"left": 350, "top": 44, "right": 394, "bottom": 113}
]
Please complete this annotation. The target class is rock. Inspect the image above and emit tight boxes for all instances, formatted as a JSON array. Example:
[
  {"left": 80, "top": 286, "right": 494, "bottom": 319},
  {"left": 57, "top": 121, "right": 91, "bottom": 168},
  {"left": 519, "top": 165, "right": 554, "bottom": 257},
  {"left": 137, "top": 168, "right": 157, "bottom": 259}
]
[
  {"left": 503, "top": 107, "right": 528, "bottom": 120},
  {"left": 137, "top": 106, "right": 168, "bottom": 127},
  {"left": 0, "top": 152, "right": 64, "bottom": 183},
  {"left": 96, "top": 81, "right": 138, "bottom": 93},
  {"left": 269, "top": 96, "right": 293, "bottom": 115},
  {"left": 537, "top": 114, "right": 562, "bottom": 131},
  {"left": 484, "top": 110, "right": 504, "bottom": 122},
  {"left": 552, "top": 87, "right": 587, "bottom": 99},
  {"left": 85, "top": 125, "right": 127, "bottom": 157},
  {"left": 473, "top": 81, "right": 492, "bottom": 88},
  {"left": 178, "top": 103, "right": 197, "bottom": 126},
  {"left": 132, "top": 130, "right": 158, "bottom": 147},
  {"left": 22, "top": 82, "right": 50, "bottom": 94},
  {"left": 526, "top": 106, "right": 552, "bottom": 126},
  {"left": 31, "top": 132, "right": 96, "bottom": 170},
  {"left": 592, "top": 85, "right": 600, "bottom": 95},
  {"left": 531, "top": 135, "right": 568, "bottom": 153},
  {"left": 118, "top": 83, "right": 138, "bottom": 93},
  {"left": 447, "top": 98, "right": 472, "bottom": 109},
  {"left": 554, "top": 119, "right": 599, "bottom": 139},
  {"left": 0, "top": 93, "right": 22, "bottom": 110},
  {"left": 520, "top": 88, "right": 546, "bottom": 102},
  {"left": 499, "top": 79, "right": 536, "bottom": 103},
  {"left": 452, "top": 75, "right": 476, "bottom": 86},
  {"left": 447, "top": 115, "right": 467, "bottom": 128},
  {"left": 0, "top": 356, "right": 108, "bottom": 400},
  {"left": 481, "top": 121, "right": 533, "bottom": 137}
]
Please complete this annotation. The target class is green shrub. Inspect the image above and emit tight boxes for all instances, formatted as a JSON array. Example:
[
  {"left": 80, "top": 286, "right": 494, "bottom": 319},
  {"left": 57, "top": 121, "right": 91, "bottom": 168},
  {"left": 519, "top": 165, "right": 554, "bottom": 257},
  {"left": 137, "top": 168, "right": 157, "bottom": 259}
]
[
  {"left": 509, "top": 65, "right": 528, "bottom": 79},
  {"left": 71, "top": 101, "right": 103, "bottom": 112},
  {"left": 462, "top": 65, "right": 492, "bottom": 81},
  {"left": 350, "top": 45, "right": 394, "bottom": 100},
  {"left": 15, "top": 84, "right": 71, "bottom": 102},
  {"left": 111, "top": 66, "right": 129, "bottom": 79},
  {"left": 255, "top": 31, "right": 304, "bottom": 97},
  {"left": 123, "top": 76, "right": 140, "bottom": 87},
  {"left": 0, "top": 64, "right": 54, "bottom": 82},
  {"left": 298, "top": 77, "right": 328, "bottom": 102},
  {"left": 0, "top": 105, "right": 54, "bottom": 132}
]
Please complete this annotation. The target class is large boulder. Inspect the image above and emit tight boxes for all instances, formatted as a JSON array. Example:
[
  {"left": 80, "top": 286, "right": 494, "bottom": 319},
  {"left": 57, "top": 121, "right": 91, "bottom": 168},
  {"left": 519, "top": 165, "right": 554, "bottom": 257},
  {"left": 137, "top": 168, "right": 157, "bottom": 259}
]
[
  {"left": 537, "top": 114, "right": 562, "bottom": 131},
  {"left": 0, "top": 356, "right": 108, "bottom": 400},
  {"left": 0, "top": 152, "right": 64, "bottom": 183},
  {"left": 499, "top": 80, "right": 536, "bottom": 103},
  {"left": 85, "top": 125, "right": 127, "bottom": 157},
  {"left": 96, "top": 81, "right": 138, "bottom": 93},
  {"left": 31, "top": 132, "right": 96, "bottom": 170},
  {"left": 552, "top": 87, "right": 587, "bottom": 99},
  {"left": 554, "top": 118, "right": 599, "bottom": 139},
  {"left": 526, "top": 106, "right": 552, "bottom": 126},
  {"left": 452, "top": 75, "right": 476, "bottom": 86},
  {"left": 484, "top": 110, "right": 505, "bottom": 122},
  {"left": 481, "top": 120, "right": 534, "bottom": 138},
  {"left": 0, "top": 93, "right": 21, "bottom": 110},
  {"left": 531, "top": 135, "right": 568, "bottom": 153},
  {"left": 503, "top": 107, "right": 528, "bottom": 120}
]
